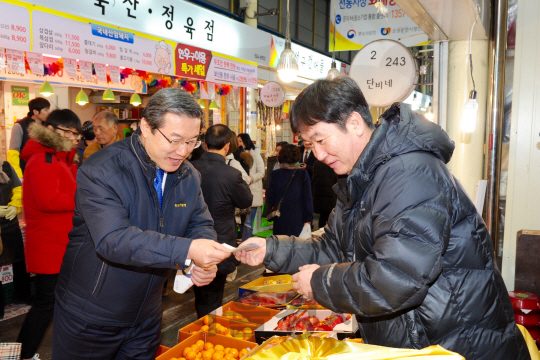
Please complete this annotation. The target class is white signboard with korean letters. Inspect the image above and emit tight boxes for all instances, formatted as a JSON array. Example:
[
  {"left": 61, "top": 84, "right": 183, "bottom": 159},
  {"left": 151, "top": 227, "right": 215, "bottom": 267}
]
[
  {"left": 271, "top": 36, "right": 341, "bottom": 80},
  {"left": 260, "top": 82, "right": 286, "bottom": 107},
  {"left": 17, "top": 0, "right": 271, "bottom": 66},
  {"left": 331, "top": 0, "right": 428, "bottom": 50},
  {"left": 206, "top": 55, "right": 258, "bottom": 89},
  {"left": 349, "top": 39, "right": 417, "bottom": 108},
  {"left": 0, "top": 2, "right": 31, "bottom": 51}
]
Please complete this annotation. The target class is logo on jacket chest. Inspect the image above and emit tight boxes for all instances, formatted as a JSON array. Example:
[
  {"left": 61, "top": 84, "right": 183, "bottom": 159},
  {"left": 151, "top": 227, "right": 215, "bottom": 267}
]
[{"left": 175, "top": 203, "right": 187, "bottom": 207}]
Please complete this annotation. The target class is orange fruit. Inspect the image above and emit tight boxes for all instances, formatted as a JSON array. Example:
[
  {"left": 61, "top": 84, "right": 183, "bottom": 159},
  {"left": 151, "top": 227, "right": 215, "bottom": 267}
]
[
  {"left": 224, "top": 348, "right": 231, "bottom": 354},
  {"left": 201, "top": 325, "right": 210, "bottom": 332},
  {"left": 212, "top": 352, "right": 223, "bottom": 360},
  {"left": 207, "top": 349, "right": 215, "bottom": 356},
  {"left": 180, "top": 358, "right": 187, "bottom": 360},
  {"left": 243, "top": 328, "right": 253, "bottom": 335},
  {"left": 191, "top": 343, "right": 201, "bottom": 353},
  {"left": 214, "top": 345, "right": 224, "bottom": 352},
  {"left": 196, "top": 340, "right": 205, "bottom": 349},
  {"left": 233, "top": 313, "right": 243, "bottom": 320},
  {"left": 224, "top": 355, "right": 235, "bottom": 360},
  {"left": 203, "top": 351, "right": 213, "bottom": 360},
  {"left": 183, "top": 347, "right": 193, "bottom": 357},
  {"left": 229, "top": 348, "right": 239, "bottom": 359},
  {"left": 204, "top": 343, "right": 214, "bottom": 351},
  {"left": 203, "top": 315, "right": 214, "bottom": 326},
  {"left": 196, "top": 353, "right": 202, "bottom": 359},
  {"left": 239, "top": 349, "right": 249, "bottom": 358},
  {"left": 186, "top": 351, "right": 197, "bottom": 360},
  {"left": 234, "top": 331, "right": 244, "bottom": 339}
]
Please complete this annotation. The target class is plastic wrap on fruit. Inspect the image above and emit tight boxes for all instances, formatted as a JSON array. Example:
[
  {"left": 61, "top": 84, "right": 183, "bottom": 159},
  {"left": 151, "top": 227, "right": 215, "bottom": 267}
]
[
  {"left": 239, "top": 290, "right": 296, "bottom": 306},
  {"left": 245, "top": 332, "right": 465, "bottom": 360}
]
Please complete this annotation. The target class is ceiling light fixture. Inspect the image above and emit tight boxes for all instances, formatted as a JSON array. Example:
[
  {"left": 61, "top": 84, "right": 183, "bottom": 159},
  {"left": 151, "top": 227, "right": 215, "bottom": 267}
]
[
  {"left": 277, "top": 0, "right": 298, "bottom": 83},
  {"left": 75, "top": 89, "right": 89, "bottom": 105},
  {"left": 130, "top": 93, "right": 142, "bottom": 106},
  {"left": 327, "top": 0, "right": 340, "bottom": 80},
  {"left": 39, "top": 81, "right": 54, "bottom": 97}
]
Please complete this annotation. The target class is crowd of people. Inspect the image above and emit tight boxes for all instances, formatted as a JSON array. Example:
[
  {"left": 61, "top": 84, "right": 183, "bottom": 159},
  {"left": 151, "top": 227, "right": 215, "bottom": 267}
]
[{"left": 0, "top": 78, "right": 530, "bottom": 360}]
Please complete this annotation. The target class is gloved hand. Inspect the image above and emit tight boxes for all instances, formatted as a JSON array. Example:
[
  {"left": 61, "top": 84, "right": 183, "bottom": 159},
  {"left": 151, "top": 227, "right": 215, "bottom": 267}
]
[{"left": 0, "top": 205, "right": 18, "bottom": 221}]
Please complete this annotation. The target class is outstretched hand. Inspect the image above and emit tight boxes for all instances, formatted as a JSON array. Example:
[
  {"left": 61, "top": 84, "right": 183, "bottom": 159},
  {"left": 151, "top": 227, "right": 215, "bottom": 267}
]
[
  {"left": 234, "top": 237, "right": 267, "bottom": 266},
  {"left": 188, "top": 239, "right": 231, "bottom": 269}
]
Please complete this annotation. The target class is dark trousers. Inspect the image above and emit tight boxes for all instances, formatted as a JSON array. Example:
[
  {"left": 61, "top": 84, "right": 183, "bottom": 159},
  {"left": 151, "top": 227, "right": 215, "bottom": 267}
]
[
  {"left": 17, "top": 273, "right": 58, "bottom": 358},
  {"left": 52, "top": 303, "right": 161, "bottom": 360},
  {"left": 193, "top": 273, "right": 227, "bottom": 318}
]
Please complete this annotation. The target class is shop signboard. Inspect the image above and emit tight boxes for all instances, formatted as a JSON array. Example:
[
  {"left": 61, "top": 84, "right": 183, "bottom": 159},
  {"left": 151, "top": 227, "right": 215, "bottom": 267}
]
[
  {"left": 11, "top": 85, "right": 29, "bottom": 106},
  {"left": 330, "top": 0, "right": 428, "bottom": 51},
  {"left": 206, "top": 55, "right": 258, "bottom": 89},
  {"left": 16, "top": 0, "right": 272, "bottom": 66},
  {"left": 269, "top": 36, "right": 340, "bottom": 81},
  {"left": 174, "top": 44, "right": 212, "bottom": 80},
  {"left": 0, "top": 1, "right": 31, "bottom": 52},
  {"left": 31, "top": 10, "right": 176, "bottom": 75},
  {"left": 349, "top": 39, "right": 417, "bottom": 107}
]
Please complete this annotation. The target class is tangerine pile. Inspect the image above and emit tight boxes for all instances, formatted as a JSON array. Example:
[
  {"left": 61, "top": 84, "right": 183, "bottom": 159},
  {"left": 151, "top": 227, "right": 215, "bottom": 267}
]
[
  {"left": 169, "top": 340, "right": 250, "bottom": 360},
  {"left": 199, "top": 315, "right": 254, "bottom": 340}
]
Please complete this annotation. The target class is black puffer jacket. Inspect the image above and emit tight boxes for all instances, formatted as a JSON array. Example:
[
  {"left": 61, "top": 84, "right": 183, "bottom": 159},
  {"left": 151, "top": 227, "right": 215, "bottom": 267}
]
[{"left": 263, "top": 103, "right": 530, "bottom": 360}]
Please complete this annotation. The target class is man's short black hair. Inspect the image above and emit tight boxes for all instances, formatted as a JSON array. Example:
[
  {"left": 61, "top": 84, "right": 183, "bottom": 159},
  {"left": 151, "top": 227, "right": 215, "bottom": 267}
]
[
  {"left": 276, "top": 141, "right": 288, "bottom": 148},
  {"left": 45, "top": 109, "right": 82, "bottom": 132},
  {"left": 290, "top": 76, "right": 374, "bottom": 134},
  {"left": 205, "top": 124, "right": 232, "bottom": 151},
  {"left": 278, "top": 144, "right": 301, "bottom": 165},
  {"left": 27, "top": 97, "right": 50, "bottom": 118}
]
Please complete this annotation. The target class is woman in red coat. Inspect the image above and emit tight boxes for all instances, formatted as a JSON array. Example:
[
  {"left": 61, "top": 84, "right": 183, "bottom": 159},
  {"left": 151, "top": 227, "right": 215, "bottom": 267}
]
[{"left": 17, "top": 109, "right": 81, "bottom": 360}]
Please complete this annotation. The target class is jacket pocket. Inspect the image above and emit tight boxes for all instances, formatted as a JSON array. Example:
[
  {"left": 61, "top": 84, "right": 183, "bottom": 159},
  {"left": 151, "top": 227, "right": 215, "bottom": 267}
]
[{"left": 92, "top": 261, "right": 108, "bottom": 298}]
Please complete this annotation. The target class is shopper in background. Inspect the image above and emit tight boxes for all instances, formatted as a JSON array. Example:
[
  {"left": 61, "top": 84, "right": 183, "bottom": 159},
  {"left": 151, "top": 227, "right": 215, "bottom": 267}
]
[
  {"left": 311, "top": 159, "right": 338, "bottom": 228},
  {"left": 17, "top": 109, "right": 81, "bottom": 360},
  {"left": 83, "top": 110, "right": 120, "bottom": 161},
  {"left": 299, "top": 139, "right": 316, "bottom": 186},
  {"left": 75, "top": 120, "right": 97, "bottom": 154},
  {"left": 232, "top": 131, "right": 252, "bottom": 176},
  {"left": 53, "top": 88, "right": 231, "bottom": 360},
  {"left": 8, "top": 97, "right": 51, "bottom": 177},
  {"left": 266, "top": 144, "right": 313, "bottom": 236},
  {"left": 191, "top": 124, "right": 252, "bottom": 317},
  {"left": 237, "top": 77, "right": 530, "bottom": 360},
  {"left": 237, "top": 133, "right": 264, "bottom": 241},
  {"left": 227, "top": 132, "right": 251, "bottom": 185},
  {"left": 265, "top": 141, "right": 288, "bottom": 186},
  {"left": 0, "top": 155, "right": 31, "bottom": 318}
]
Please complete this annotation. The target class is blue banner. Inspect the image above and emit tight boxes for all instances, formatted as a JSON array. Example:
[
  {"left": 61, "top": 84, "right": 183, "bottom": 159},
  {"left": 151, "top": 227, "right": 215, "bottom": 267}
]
[{"left": 91, "top": 23, "right": 133, "bottom": 44}]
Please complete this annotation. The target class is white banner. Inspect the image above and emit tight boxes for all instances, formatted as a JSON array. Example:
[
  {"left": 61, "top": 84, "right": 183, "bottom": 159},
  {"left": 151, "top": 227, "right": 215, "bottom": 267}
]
[
  {"left": 79, "top": 60, "right": 94, "bottom": 82},
  {"left": 0, "top": 48, "right": 5, "bottom": 71},
  {"left": 17, "top": 0, "right": 271, "bottom": 66},
  {"left": 109, "top": 65, "right": 120, "bottom": 84},
  {"left": 0, "top": 2, "right": 31, "bottom": 51},
  {"left": 26, "top": 51, "right": 44, "bottom": 76},
  {"left": 206, "top": 55, "right": 257, "bottom": 88},
  {"left": 331, "top": 0, "right": 428, "bottom": 50},
  {"left": 63, "top": 57, "right": 78, "bottom": 79},
  {"left": 270, "top": 36, "right": 340, "bottom": 81},
  {"left": 94, "top": 63, "right": 108, "bottom": 83},
  {"left": 6, "top": 49, "right": 24, "bottom": 74}
]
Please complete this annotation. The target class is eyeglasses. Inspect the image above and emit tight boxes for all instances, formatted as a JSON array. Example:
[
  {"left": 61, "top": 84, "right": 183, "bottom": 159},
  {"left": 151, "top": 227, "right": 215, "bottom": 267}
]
[
  {"left": 54, "top": 126, "right": 81, "bottom": 140},
  {"left": 155, "top": 128, "right": 202, "bottom": 149}
]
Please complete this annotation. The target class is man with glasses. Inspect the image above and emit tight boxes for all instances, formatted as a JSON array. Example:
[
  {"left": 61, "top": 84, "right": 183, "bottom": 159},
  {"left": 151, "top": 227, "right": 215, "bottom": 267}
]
[
  {"left": 83, "top": 110, "right": 120, "bottom": 161},
  {"left": 53, "top": 88, "right": 231, "bottom": 360}
]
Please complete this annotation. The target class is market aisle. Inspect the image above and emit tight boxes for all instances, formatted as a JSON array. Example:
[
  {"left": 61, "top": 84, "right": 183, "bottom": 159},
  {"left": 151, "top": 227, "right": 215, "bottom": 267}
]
[{"left": 0, "top": 264, "right": 265, "bottom": 360}]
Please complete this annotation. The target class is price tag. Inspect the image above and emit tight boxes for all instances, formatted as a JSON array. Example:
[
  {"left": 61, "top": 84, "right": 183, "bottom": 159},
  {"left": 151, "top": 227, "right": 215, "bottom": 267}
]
[
  {"left": 1, "top": 264, "right": 13, "bottom": 284},
  {"left": 260, "top": 82, "right": 286, "bottom": 108},
  {"left": 0, "top": 49, "right": 5, "bottom": 71},
  {"left": 349, "top": 39, "right": 417, "bottom": 108},
  {"left": 63, "top": 58, "right": 78, "bottom": 79},
  {"left": 79, "top": 60, "right": 94, "bottom": 82},
  {"left": 94, "top": 63, "right": 108, "bottom": 83},
  {"left": 6, "top": 49, "right": 25, "bottom": 74},
  {"left": 26, "top": 52, "right": 44, "bottom": 76}
]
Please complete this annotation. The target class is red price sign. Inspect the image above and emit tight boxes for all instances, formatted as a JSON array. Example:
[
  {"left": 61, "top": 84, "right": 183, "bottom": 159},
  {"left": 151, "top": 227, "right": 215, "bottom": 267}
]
[
  {"left": 174, "top": 43, "right": 212, "bottom": 80},
  {"left": 11, "top": 35, "right": 27, "bottom": 42}
]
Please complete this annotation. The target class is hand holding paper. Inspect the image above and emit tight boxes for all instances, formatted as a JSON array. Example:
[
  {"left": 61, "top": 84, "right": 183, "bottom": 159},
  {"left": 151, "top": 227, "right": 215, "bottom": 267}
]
[{"left": 234, "top": 237, "right": 267, "bottom": 266}]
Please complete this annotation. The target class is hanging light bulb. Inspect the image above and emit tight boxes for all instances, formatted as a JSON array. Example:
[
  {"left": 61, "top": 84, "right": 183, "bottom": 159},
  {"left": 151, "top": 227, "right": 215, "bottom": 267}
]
[
  {"left": 39, "top": 81, "right": 54, "bottom": 97},
  {"left": 103, "top": 88, "right": 115, "bottom": 101},
  {"left": 425, "top": 102, "right": 434, "bottom": 122},
  {"left": 198, "top": 99, "right": 206, "bottom": 109},
  {"left": 277, "top": 0, "right": 298, "bottom": 83},
  {"left": 276, "top": 124, "right": 281, "bottom": 130},
  {"left": 130, "top": 93, "right": 142, "bottom": 106},
  {"left": 327, "top": 0, "right": 340, "bottom": 80},
  {"left": 75, "top": 89, "right": 89, "bottom": 106},
  {"left": 461, "top": 90, "right": 478, "bottom": 133},
  {"left": 209, "top": 100, "right": 219, "bottom": 110}
]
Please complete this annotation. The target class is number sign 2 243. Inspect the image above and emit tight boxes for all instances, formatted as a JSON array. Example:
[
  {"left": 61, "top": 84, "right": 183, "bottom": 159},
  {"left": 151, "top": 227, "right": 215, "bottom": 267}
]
[{"left": 371, "top": 51, "right": 406, "bottom": 66}]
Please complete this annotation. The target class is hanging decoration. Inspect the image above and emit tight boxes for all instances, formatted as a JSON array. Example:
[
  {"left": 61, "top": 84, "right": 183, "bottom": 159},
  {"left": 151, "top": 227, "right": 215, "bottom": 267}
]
[
  {"left": 179, "top": 78, "right": 199, "bottom": 93},
  {"left": 42, "top": 58, "right": 64, "bottom": 76},
  {"left": 120, "top": 68, "right": 134, "bottom": 81},
  {"left": 215, "top": 84, "right": 232, "bottom": 96}
]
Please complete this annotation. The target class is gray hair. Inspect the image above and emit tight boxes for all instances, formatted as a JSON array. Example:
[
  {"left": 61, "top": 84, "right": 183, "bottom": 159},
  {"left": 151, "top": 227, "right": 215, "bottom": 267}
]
[
  {"left": 143, "top": 88, "right": 204, "bottom": 131},
  {"left": 93, "top": 110, "right": 118, "bottom": 126}
]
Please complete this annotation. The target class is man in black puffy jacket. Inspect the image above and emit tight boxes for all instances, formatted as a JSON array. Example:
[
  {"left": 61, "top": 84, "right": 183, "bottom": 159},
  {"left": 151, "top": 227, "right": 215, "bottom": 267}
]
[
  {"left": 192, "top": 124, "right": 252, "bottom": 317},
  {"left": 237, "top": 77, "right": 530, "bottom": 360},
  {"left": 53, "top": 89, "right": 231, "bottom": 360}
]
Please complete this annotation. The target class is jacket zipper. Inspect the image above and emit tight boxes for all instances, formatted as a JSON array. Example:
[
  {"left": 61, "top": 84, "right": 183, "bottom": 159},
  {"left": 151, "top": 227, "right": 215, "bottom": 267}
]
[{"left": 92, "top": 261, "right": 107, "bottom": 295}]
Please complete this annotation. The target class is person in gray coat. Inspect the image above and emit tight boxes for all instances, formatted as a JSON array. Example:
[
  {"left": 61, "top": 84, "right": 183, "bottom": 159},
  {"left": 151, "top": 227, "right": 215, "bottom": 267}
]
[{"left": 236, "top": 77, "right": 530, "bottom": 360}]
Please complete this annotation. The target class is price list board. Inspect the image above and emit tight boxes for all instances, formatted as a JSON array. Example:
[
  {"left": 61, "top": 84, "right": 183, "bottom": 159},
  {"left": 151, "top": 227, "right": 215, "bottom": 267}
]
[
  {"left": 206, "top": 55, "right": 257, "bottom": 89},
  {"left": 31, "top": 11, "right": 174, "bottom": 75},
  {"left": 0, "top": 2, "right": 31, "bottom": 51}
]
